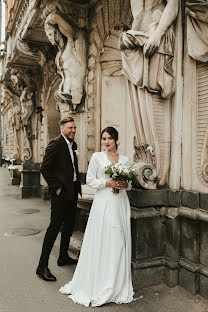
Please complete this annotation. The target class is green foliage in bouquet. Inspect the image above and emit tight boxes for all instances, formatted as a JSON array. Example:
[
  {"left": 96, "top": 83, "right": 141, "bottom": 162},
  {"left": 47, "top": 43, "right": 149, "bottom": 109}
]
[{"left": 105, "top": 163, "right": 137, "bottom": 194}]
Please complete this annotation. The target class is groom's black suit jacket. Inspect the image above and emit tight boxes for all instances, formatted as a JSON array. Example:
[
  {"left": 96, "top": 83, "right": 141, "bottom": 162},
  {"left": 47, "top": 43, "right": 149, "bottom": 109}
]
[{"left": 40, "top": 134, "right": 81, "bottom": 200}]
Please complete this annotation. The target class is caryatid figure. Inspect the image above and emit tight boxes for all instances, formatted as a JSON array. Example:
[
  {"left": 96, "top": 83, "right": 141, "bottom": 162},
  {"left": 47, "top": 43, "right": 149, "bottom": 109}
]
[
  {"left": 120, "top": 0, "right": 179, "bottom": 99},
  {"left": 120, "top": 0, "right": 179, "bottom": 186},
  {"left": 44, "top": 12, "right": 87, "bottom": 110},
  {"left": 20, "top": 87, "right": 35, "bottom": 127}
]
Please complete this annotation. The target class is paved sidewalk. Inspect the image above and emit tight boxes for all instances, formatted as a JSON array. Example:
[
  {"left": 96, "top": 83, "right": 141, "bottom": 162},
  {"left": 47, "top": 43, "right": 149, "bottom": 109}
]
[{"left": 0, "top": 167, "right": 208, "bottom": 312}]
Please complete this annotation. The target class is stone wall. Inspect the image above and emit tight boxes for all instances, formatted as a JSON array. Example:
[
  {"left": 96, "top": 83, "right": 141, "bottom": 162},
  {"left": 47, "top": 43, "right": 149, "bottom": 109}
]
[{"left": 129, "top": 189, "right": 208, "bottom": 298}]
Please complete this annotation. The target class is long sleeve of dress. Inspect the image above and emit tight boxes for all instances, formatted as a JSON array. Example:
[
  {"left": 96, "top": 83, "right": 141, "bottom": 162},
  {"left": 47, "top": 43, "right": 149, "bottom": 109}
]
[{"left": 86, "top": 153, "right": 106, "bottom": 189}]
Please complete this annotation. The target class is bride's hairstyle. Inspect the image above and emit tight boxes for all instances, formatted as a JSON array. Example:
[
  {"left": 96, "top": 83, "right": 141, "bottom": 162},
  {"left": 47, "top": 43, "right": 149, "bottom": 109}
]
[{"left": 101, "top": 127, "right": 119, "bottom": 149}]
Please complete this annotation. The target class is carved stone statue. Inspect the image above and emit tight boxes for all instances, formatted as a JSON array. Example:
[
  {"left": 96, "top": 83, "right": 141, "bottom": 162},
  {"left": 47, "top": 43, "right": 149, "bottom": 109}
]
[
  {"left": 9, "top": 101, "right": 21, "bottom": 160},
  {"left": 4, "top": 67, "right": 39, "bottom": 162},
  {"left": 20, "top": 86, "right": 35, "bottom": 127},
  {"left": 44, "top": 11, "right": 87, "bottom": 110},
  {"left": 20, "top": 86, "right": 35, "bottom": 161},
  {"left": 10, "top": 68, "right": 25, "bottom": 96},
  {"left": 186, "top": 1, "right": 208, "bottom": 62},
  {"left": 120, "top": 0, "right": 179, "bottom": 186},
  {"left": 120, "top": 0, "right": 178, "bottom": 99}
]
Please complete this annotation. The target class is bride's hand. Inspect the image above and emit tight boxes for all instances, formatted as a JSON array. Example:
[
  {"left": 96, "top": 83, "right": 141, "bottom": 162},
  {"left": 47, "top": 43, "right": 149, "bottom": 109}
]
[{"left": 106, "top": 180, "right": 128, "bottom": 189}]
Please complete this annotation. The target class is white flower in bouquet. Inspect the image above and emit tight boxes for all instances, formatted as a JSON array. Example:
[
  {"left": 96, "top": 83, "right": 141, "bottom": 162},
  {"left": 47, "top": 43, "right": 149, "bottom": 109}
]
[{"left": 105, "top": 163, "right": 137, "bottom": 194}]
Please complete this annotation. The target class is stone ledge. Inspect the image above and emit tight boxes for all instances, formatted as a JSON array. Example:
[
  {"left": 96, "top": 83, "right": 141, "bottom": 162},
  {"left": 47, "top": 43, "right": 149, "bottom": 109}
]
[
  {"left": 132, "top": 256, "right": 208, "bottom": 279},
  {"left": 128, "top": 188, "right": 208, "bottom": 210}
]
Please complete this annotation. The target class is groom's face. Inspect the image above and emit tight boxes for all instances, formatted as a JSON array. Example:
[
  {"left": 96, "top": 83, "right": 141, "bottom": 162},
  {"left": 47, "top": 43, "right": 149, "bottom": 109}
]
[{"left": 61, "top": 121, "right": 76, "bottom": 141}]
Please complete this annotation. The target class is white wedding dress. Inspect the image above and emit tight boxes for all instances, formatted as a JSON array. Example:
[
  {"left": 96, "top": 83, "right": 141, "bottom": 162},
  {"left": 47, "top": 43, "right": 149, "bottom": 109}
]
[{"left": 59, "top": 151, "right": 134, "bottom": 307}]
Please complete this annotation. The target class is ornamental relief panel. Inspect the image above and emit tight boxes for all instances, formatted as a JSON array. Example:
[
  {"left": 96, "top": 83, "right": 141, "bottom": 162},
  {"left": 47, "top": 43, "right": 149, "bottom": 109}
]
[
  {"left": 184, "top": 1, "right": 208, "bottom": 190},
  {"left": 196, "top": 62, "right": 208, "bottom": 187}
]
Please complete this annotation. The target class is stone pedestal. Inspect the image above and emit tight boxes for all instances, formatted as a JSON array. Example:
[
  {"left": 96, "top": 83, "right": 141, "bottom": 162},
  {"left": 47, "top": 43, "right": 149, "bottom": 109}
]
[
  {"left": 20, "top": 163, "right": 40, "bottom": 198},
  {"left": 129, "top": 188, "right": 208, "bottom": 299},
  {"left": 8, "top": 159, "right": 22, "bottom": 185},
  {"left": 40, "top": 186, "right": 50, "bottom": 200}
]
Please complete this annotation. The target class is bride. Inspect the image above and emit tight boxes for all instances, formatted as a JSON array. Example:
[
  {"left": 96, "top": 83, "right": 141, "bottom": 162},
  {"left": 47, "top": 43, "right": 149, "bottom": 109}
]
[{"left": 59, "top": 127, "right": 134, "bottom": 307}]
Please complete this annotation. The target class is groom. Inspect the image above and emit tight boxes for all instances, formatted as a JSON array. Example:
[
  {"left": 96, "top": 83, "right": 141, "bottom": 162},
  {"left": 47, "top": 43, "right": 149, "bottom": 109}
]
[{"left": 36, "top": 116, "right": 82, "bottom": 281}]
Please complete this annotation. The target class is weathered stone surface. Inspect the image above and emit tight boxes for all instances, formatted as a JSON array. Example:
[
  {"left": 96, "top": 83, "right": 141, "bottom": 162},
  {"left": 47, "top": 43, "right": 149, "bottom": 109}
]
[
  {"left": 131, "top": 218, "right": 165, "bottom": 261},
  {"left": 167, "top": 190, "right": 182, "bottom": 207},
  {"left": 179, "top": 267, "right": 198, "bottom": 296},
  {"left": 128, "top": 189, "right": 168, "bottom": 207},
  {"left": 199, "top": 275, "right": 208, "bottom": 300},
  {"left": 87, "top": 111, "right": 94, "bottom": 122},
  {"left": 20, "top": 163, "right": 40, "bottom": 198},
  {"left": 165, "top": 218, "right": 180, "bottom": 260},
  {"left": 200, "top": 221, "right": 208, "bottom": 267},
  {"left": 87, "top": 83, "right": 94, "bottom": 95},
  {"left": 129, "top": 189, "right": 208, "bottom": 210},
  {"left": 164, "top": 267, "right": 178, "bottom": 288},
  {"left": 181, "top": 219, "right": 200, "bottom": 263},
  {"left": 132, "top": 266, "right": 164, "bottom": 291},
  {"left": 181, "top": 191, "right": 199, "bottom": 209},
  {"left": 199, "top": 193, "right": 208, "bottom": 210},
  {"left": 88, "top": 57, "right": 96, "bottom": 70},
  {"left": 87, "top": 97, "right": 94, "bottom": 109}
]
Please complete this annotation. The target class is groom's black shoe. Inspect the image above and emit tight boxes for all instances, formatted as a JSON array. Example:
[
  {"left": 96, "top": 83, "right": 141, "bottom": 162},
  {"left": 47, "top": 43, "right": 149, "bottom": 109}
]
[
  {"left": 36, "top": 267, "right": 56, "bottom": 281},
  {"left": 57, "top": 256, "right": 77, "bottom": 266}
]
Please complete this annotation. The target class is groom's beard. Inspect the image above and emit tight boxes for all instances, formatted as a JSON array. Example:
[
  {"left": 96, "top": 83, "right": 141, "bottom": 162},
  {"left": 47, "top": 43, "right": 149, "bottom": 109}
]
[{"left": 68, "top": 137, "right": 74, "bottom": 142}]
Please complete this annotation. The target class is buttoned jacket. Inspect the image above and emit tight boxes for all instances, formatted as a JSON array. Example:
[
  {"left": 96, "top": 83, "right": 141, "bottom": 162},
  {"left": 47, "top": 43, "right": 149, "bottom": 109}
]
[{"left": 40, "top": 134, "right": 81, "bottom": 200}]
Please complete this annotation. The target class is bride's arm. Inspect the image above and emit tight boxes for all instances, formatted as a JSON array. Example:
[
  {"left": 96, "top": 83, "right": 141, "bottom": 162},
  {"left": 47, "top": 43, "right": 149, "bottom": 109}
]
[{"left": 86, "top": 153, "right": 106, "bottom": 189}]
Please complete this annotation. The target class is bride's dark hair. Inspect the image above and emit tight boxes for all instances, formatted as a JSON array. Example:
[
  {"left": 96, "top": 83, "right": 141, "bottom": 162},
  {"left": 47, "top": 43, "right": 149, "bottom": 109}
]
[{"left": 101, "top": 127, "right": 119, "bottom": 150}]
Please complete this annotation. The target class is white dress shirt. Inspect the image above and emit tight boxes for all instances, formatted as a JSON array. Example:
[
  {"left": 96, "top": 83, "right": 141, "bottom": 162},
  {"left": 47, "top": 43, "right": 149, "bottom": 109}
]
[{"left": 62, "top": 134, "right": 77, "bottom": 182}]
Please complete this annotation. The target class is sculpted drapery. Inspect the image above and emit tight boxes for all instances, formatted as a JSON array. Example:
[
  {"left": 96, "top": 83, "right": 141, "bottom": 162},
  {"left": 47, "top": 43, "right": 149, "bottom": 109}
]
[
  {"left": 44, "top": 10, "right": 87, "bottom": 111},
  {"left": 120, "top": 0, "right": 179, "bottom": 185},
  {"left": 186, "top": 0, "right": 208, "bottom": 62}
]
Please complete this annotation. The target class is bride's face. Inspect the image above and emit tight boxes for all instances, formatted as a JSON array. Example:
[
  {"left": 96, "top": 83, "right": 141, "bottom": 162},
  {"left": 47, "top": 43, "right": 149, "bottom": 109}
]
[{"left": 101, "top": 132, "right": 116, "bottom": 152}]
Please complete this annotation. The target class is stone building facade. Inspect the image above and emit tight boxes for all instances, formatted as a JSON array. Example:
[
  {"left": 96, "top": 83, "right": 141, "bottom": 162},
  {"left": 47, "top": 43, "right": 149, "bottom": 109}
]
[{"left": 1, "top": 0, "right": 208, "bottom": 299}]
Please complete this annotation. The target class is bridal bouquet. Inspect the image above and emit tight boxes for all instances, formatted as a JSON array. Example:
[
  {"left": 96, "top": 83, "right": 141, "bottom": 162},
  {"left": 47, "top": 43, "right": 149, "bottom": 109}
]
[{"left": 105, "top": 163, "right": 137, "bottom": 194}]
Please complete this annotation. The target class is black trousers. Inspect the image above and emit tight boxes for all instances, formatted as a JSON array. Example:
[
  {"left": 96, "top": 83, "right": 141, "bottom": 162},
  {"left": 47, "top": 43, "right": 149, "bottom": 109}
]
[{"left": 38, "top": 189, "right": 77, "bottom": 268}]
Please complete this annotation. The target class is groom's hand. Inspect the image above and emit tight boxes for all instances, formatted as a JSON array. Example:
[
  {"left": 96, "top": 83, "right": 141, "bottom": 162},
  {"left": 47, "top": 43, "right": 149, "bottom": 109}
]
[{"left": 56, "top": 188, "right": 61, "bottom": 196}]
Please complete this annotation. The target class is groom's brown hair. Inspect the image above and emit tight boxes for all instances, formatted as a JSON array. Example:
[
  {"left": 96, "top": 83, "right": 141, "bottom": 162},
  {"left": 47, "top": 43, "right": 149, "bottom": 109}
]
[{"left": 59, "top": 116, "right": 74, "bottom": 126}]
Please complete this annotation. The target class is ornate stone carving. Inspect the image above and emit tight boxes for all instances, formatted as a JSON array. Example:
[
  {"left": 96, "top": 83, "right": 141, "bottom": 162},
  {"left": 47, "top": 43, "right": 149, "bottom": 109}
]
[
  {"left": 132, "top": 162, "right": 157, "bottom": 190},
  {"left": 4, "top": 67, "right": 38, "bottom": 162},
  {"left": 20, "top": 86, "right": 35, "bottom": 161},
  {"left": 186, "top": 1, "right": 208, "bottom": 62},
  {"left": 20, "top": 87, "right": 35, "bottom": 127},
  {"left": 134, "top": 140, "right": 155, "bottom": 166},
  {"left": 4, "top": 92, "right": 21, "bottom": 160},
  {"left": 120, "top": 0, "right": 178, "bottom": 99},
  {"left": 195, "top": 62, "right": 208, "bottom": 188},
  {"left": 133, "top": 137, "right": 158, "bottom": 189},
  {"left": 42, "top": 1, "right": 87, "bottom": 111},
  {"left": 13, "top": 38, "right": 41, "bottom": 64},
  {"left": 119, "top": 0, "right": 179, "bottom": 186},
  {"left": 202, "top": 126, "right": 208, "bottom": 182}
]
